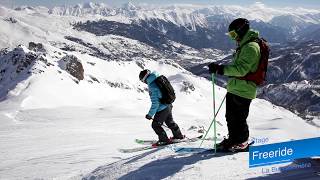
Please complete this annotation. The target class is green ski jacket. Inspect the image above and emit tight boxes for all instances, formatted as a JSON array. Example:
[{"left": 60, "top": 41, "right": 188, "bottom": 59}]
[{"left": 223, "top": 29, "right": 261, "bottom": 99}]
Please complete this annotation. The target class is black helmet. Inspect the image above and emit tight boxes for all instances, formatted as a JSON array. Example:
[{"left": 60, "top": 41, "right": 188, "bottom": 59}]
[
  {"left": 139, "top": 69, "right": 151, "bottom": 83},
  {"left": 228, "top": 18, "right": 250, "bottom": 39}
]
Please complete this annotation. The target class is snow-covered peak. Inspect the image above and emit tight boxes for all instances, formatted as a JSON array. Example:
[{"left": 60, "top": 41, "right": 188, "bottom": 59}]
[
  {"left": 82, "top": 2, "right": 97, "bottom": 9},
  {"left": 74, "top": 2, "right": 109, "bottom": 9},
  {"left": 42, "top": 2, "right": 320, "bottom": 32},
  {"left": 122, "top": 2, "right": 137, "bottom": 11},
  {"left": 49, "top": 2, "right": 114, "bottom": 16},
  {"left": 193, "top": 3, "right": 319, "bottom": 22},
  {"left": 10, "top": 5, "right": 49, "bottom": 15}
]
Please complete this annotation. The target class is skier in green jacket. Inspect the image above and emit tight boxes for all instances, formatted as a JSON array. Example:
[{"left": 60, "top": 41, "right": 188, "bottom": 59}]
[{"left": 208, "top": 18, "right": 261, "bottom": 152}]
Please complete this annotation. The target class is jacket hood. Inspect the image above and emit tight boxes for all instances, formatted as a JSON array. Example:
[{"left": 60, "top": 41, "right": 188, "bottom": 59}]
[
  {"left": 146, "top": 72, "right": 159, "bottom": 85},
  {"left": 239, "top": 29, "right": 259, "bottom": 47}
]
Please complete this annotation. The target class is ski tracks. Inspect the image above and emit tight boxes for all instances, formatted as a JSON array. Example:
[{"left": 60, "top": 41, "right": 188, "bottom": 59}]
[
  {"left": 81, "top": 145, "right": 259, "bottom": 180},
  {"left": 82, "top": 147, "right": 213, "bottom": 180}
]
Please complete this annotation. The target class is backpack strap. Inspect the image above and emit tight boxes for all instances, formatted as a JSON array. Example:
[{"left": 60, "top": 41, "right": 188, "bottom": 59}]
[{"left": 236, "top": 37, "right": 260, "bottom": 53}]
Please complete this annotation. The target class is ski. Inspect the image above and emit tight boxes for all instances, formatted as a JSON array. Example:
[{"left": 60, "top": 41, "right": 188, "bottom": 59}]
[
  {"left": 173, "top": 141, "right": 255, "bottom": 154},
  {"left": 119, "top": 135, "right": 203, "bottom": 153},
  {"left": 118, "top": 145, "right": 157, "bottom": 153},
  {"left": 135, "top": 136, "right": 222, "bottom": 145},
  {"left": 135, "top": 139, "right": 157, "bottom": 145}
]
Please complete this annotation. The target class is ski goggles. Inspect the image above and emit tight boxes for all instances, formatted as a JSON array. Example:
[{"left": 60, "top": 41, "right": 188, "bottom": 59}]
[
  {"left": 140, "top": 71, "right": 150, "bottom": 83},
  {"left": 228, "top": 30, "right": 238, "bottom": 40}
]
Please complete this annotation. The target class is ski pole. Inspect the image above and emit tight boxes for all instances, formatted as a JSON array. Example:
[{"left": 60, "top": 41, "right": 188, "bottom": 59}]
[
  {"left": 199, "top": 74, "right": 227, "bottom": 152},
  {"left": 212, "top": 73, "right": 217, "bottom": 153},
  {"left": 199, "top": 93, "right": 226, "bottom": 147},
  {"left": 200, "top": 92, "right": 226, "bottom": 143},
  {"left": 199, "top": 96, "right": 226, "bottom": 148}
]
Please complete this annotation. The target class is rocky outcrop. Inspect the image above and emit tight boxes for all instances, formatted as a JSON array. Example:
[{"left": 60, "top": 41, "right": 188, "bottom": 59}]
[
  {"left": 0, "top": 46, "right": 37, "bottom": 80},
  {"left": 181, "top": 81, "right": 195, "bottom": 93},
  {"left": 0, "top": 44, "right": 51, "bottom": 98},
  {"left": 28, "top": 42, "right": 46, "bottom": 52},
  {"left": 60, "top": 55, "right": 84, "bottom": 81},
  {"left": 4, "top": 17, "right": 17, "bottom": 23}
]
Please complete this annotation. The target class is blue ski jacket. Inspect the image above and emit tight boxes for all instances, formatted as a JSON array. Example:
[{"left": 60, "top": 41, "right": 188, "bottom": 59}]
[{"left": 146, "top": 72, "right": 168, "bottom": 117}]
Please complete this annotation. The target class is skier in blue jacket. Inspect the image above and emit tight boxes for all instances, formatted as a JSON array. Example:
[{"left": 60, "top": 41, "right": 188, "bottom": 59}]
[{"left": 139, "top": 69, "right": 184, "bottom": 146}]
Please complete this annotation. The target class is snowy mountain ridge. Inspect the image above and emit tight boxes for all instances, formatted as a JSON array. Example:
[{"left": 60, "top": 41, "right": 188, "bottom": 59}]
[
  {"left": 45, "top": 2, "right": 320, "bottom": 21},
  {"left": 11, "top": 2, "right": 320, "bottom": 33},
  {"left": 0, "top": 39, "right": 318, "bottom": 180},
  {"left": 1, "top": 3, "right": 319, "bottom": 119},
  {"left": 0, "top": 40, "right": 206, "bottom": 110}
]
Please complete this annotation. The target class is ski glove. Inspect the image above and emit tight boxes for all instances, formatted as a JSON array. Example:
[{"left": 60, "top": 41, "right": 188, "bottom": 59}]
[
  {"left": 145, "top": 114, "right": 153, "bottom": 120},
  {"left": 208, "top": 63, "right": 224, "bottom": 75}
]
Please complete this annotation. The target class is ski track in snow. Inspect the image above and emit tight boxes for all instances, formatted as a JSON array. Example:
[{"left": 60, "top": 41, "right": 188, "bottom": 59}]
[{"left": 0, "top": 101, "right": 319, "bottom": 179}]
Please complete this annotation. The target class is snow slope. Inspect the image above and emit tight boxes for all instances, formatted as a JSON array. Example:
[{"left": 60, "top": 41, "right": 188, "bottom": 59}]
[
  {"left": 0, "top": 3, "right": 319, "bottom": 180},
  {"left": 0, "top": 44, "right": 319, "bottom": 180}
]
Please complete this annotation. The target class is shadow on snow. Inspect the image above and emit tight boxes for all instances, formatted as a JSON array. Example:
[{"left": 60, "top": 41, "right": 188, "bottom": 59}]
[
  {"left": 83, "top": 149, "right": 235, "bottom": 180},
  {"left": 118, "top": 151, "right": 232, "bottom": 180}
]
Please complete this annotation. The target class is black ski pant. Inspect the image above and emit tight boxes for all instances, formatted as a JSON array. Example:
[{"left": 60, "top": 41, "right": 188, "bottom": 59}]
[
  {"left": 225, "top": 92, "right": 252, "bottom": 144},
  {"left": 152, "top": 104, "right": 183, "bottom": 142}
]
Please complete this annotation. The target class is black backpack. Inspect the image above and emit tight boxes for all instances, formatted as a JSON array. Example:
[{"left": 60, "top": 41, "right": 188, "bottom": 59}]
[{"left": 155, "top": 75, "right": 176, "bottom": 104}]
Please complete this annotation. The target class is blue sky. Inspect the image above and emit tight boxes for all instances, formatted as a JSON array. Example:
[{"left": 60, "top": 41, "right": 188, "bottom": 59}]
[{"left": 1, "top": 0, "right": 320, "bottom": 9}]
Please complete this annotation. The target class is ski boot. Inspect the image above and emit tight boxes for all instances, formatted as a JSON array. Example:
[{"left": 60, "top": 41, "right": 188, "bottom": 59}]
[
  {"left": 152, "top": 139, "right": 172, "bottom": 147},
  {"left": 228, "top": 140, "right": 249, "bottom": 152},
  {"left": 170, "top": 135, "right": 186, "bottom": 143}
]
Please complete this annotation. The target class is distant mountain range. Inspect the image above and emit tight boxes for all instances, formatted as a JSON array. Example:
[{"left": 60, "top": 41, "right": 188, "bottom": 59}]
[
  {"left": 13, "top": 2, "right": 320, "bottom": 44},
  {"left": 1, "top": 2, "right": 319, "bottom": 121}
]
